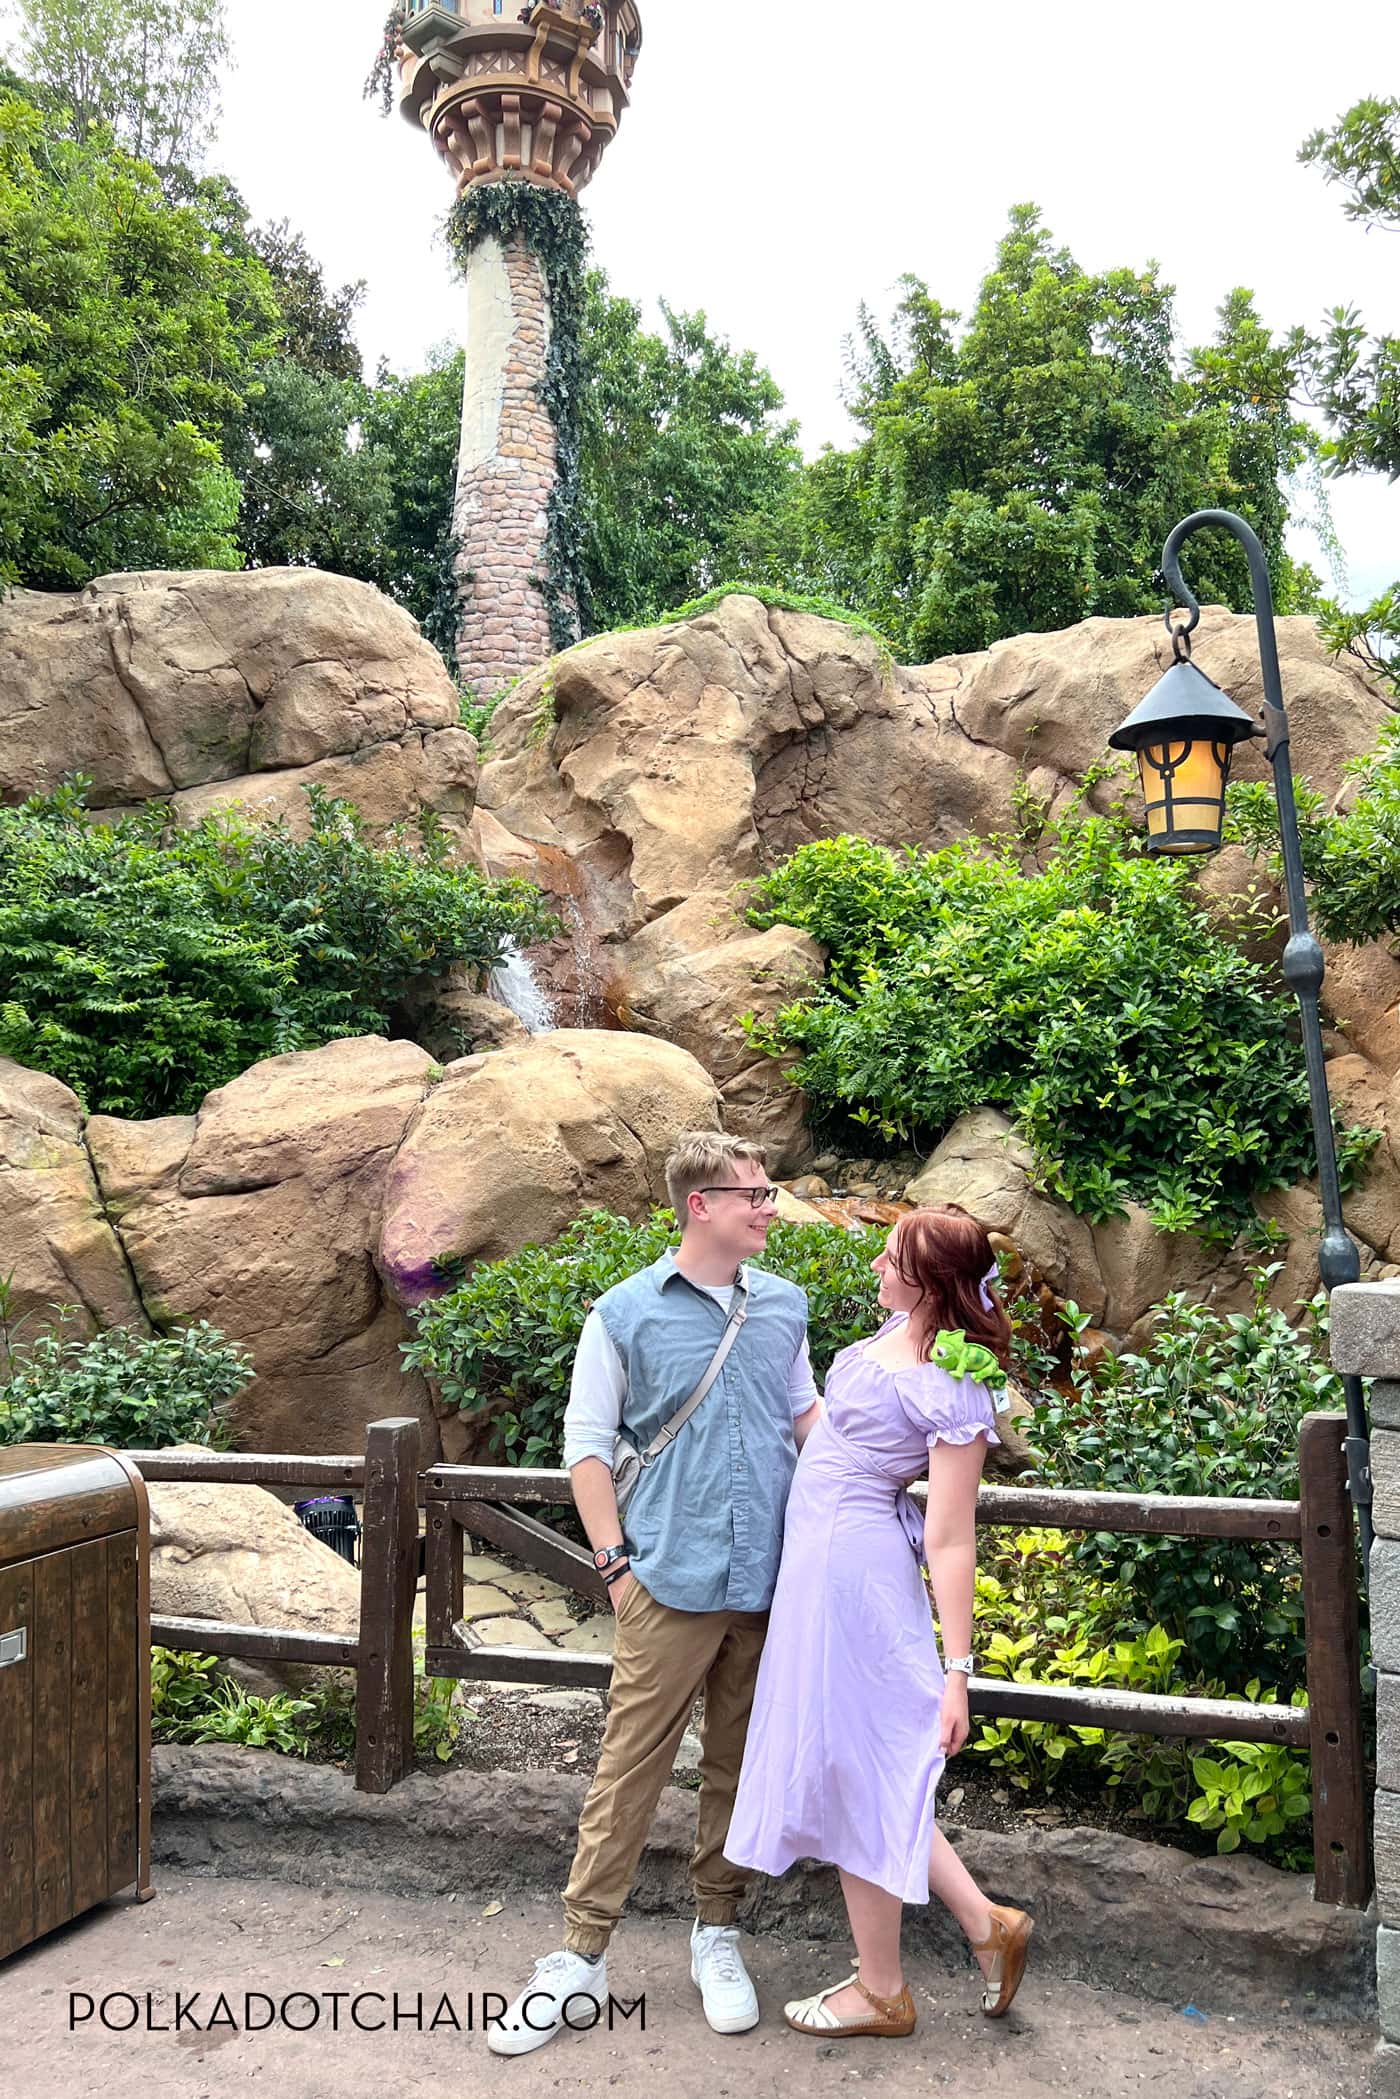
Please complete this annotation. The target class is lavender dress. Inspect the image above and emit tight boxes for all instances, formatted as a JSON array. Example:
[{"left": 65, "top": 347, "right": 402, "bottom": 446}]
[{"left": 723, "top": 1312, "right": 1003, "bottom": 1904}]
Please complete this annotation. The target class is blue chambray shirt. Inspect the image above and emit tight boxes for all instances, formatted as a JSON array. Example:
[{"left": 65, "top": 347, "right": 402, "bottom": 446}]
[{"left": 591, "top": 1252, "right": 809, "bottom": 1614}]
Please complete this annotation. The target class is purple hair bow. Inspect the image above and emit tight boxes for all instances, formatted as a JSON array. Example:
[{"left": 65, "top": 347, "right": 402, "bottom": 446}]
[{"left": 979, "top": 1260, "right": 999, "bottom": 1311}]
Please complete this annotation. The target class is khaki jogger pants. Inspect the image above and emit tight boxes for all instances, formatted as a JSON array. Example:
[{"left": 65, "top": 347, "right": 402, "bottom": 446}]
[{"left": 561, "top": 1576, "right": 769, "bottom": 1957}]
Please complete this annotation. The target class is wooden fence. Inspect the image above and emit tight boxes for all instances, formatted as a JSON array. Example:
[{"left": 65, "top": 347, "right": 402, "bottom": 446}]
[{"left": 127, "top": 1408, "right": 1370, "bottom": 1910}]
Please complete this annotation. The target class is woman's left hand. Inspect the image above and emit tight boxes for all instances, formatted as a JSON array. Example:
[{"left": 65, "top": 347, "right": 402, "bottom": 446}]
[{"left": 939, "top": 1673, "right": 970, "bottom": 1758}]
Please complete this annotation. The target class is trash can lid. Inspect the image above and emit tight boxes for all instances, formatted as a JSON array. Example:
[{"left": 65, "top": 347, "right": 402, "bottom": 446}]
[{"left": 0, "top": 1445, "right": 144, "bottom": 1567}]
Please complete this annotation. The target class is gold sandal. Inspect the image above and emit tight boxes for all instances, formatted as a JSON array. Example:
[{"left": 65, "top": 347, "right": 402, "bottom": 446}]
[
  {"left": 970, "top": 1903, "right": 1033, "bottom": 2018},
  {"left": 784, "top": 1973, "right": 916, "bottom": 2038}
]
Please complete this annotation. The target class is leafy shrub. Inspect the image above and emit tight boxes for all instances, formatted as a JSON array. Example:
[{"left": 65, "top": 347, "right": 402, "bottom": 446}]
[
  {"left": 458, "top": 684, "right": 512, "bottom": 745},
  {"left": 172, "top": 1677, "right": 320, "bottom": 1754},
  {"left": 0, "top": 1297, "right": 248, "bottom": 1449},
  {"left": 1231, "top": 709, "right": 1400, "bottom": 947},
  {"left": 1028, "top": 1268, "right": 1351, "bottom": 1683},
  {"left": 151, "top": 1650, "right": 228, "bottom": 1737},
  {"left": 1187, "top": 1740, "right": 1313, "bottom": 1854},
  {"left": 0, "top": 779, "right": 558, "bottom": 1116},
  {"left": 403, "top": 1207, "right": 886, "bottom": 1467},
  {"left": 746, "top": 815, "right": 1374, "bottom": 1236},
  {"left": 153, "top": 1648, "right": 333, "bottom": 1757},
  {"left": 962, "top": 1528, "right": 1313, "bottom": 1866},
  {"left": 152, "top": 1638, "right": 463, "bottom": 1764}
]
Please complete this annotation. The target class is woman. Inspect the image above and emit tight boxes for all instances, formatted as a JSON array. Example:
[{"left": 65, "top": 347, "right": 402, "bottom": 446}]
[{"left": 724, "top": 1203, "right": 1033, "bottom": 2039}]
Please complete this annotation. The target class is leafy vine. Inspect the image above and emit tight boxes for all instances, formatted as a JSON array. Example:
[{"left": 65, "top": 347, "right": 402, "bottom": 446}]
[
  {"left": 446, "top": 183, "right": 590, "bottom": 654},
  {"left": 365, "top": 4, "right": 408, "bottom": 117}
]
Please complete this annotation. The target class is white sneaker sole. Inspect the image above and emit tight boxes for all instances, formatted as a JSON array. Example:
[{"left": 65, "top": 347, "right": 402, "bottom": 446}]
[
  {"left": 487, "top": 1971, "right": 608, "bottom": 2056},
  {"left": 691, "top": 1960, "right": 760, "bottom": 2034},
  {"left": 486, "top": 2019, "right": 566, "bottom": 2058}
]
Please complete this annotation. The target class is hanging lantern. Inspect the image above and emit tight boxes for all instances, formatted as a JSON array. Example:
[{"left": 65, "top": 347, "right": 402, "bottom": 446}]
[{"left": 1108, "top": 651, "right": 1262, "bottom": 856}]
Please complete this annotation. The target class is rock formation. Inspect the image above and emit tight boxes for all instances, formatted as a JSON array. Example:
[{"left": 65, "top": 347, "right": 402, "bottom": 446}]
[
  {"left": 477, "top": 594, "right": 1387, "bottom": 942},
  {"left": 3, "top": 570, "right": 1398, "bottom": 1450},
  {"left": 146, "top": 1451, "right": 363, "bottom": 1696},
  {"left": 3, "top": 1030, "right": 719, "bottom": 1462},
  {"left": 0, "top": 568, "right": 477, "bottom": 846}
]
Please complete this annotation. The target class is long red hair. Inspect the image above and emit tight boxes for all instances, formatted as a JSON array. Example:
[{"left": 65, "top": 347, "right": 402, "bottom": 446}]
[{"left": 890, "top": 1204, "right": 1012, "bottom": 1369}]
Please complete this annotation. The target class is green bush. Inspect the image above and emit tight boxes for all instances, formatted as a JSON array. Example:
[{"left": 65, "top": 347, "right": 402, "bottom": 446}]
[
  {"left": 457, "top": 684, "right": 512, "bottom": 746},
  {"left": 1231, "top": 708, "right": 1400, "bottom": 947},
  {"left": 963, "top": 1527, "right": 1313, "bottom": 1867},
  {"left": 1028, "top": 1268, "right": 1351, "bottom": 1684},
  {"left": 152, "top": 1638, "right": 463, "bottom": 1764},
  {"left": 0, "top": 778, "right": 558, "bottom": 1116},
  {"left": 0, "top": 1296, "right": 248, "bottom": 1449},
  {"left": 402, "top": 1207, "right": 886, "bottom": 1467},
  {"left": 745, "top": 815, "right": 1375, "bottom": 1236}
]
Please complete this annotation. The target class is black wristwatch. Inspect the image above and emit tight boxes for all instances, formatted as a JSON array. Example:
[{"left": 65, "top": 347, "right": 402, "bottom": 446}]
[{"left": 593, "top": 1543, "right": 629, "bottom": 1575}]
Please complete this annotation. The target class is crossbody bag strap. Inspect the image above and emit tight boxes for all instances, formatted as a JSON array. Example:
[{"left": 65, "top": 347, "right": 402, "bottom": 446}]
[{"left": 638, "top": 1271, "right": 749, "bottom": 1468}]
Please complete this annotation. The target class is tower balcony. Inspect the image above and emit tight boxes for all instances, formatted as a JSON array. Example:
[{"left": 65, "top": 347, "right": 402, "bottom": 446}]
[{"left": 398, "top": 0, "right": 643, "bottom": 198}]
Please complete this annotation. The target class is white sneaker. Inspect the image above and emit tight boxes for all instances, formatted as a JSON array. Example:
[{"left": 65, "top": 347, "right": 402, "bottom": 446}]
[
  {"left": 690, "top": 1921, "right": 760, "bottom": 2033},
  {"left": 485, "top": 1947, "right": 608, "bottom": 2057}
]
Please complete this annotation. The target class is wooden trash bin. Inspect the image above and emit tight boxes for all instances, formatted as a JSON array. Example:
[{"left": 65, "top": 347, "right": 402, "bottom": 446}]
[{"left": 0, "top": 1446, "right": 154, "bottom": 1960}]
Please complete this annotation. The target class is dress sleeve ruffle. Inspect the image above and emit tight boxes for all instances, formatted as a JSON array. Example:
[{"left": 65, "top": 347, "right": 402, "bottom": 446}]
[{"left": 893, "top": 1363, "right": 1003, "bottom": 1451}]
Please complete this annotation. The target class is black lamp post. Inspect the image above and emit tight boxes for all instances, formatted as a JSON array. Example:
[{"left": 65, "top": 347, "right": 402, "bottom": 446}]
[{"left": 1108, "top": 507, "right": 1373, "bottom": 1560}]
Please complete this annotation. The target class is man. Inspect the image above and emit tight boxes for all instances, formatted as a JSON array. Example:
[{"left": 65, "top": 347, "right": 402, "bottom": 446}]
[{"left": 488, "top": 1131, "right": 822, "bottom": 2056}]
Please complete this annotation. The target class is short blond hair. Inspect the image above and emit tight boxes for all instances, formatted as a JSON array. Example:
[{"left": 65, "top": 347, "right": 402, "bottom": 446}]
[{"left": 665, "top": 1130, "right": 769, "bottom": 1222}]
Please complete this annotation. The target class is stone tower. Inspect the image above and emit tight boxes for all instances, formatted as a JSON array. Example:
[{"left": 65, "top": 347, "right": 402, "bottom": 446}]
[{"left": 395, "top": 0, "right": 644, "bottom": 695}]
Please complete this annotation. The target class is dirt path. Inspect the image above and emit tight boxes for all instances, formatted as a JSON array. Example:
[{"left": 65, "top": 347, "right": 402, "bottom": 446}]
[{"left": 0, "top": 1875, "right": 1373, "bottom": 2099}]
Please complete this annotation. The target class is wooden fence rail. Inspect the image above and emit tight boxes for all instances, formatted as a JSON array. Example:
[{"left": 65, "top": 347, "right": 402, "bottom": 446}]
[{"left": 125, "top": 1409, "right": 1370, "bottom": 1908}]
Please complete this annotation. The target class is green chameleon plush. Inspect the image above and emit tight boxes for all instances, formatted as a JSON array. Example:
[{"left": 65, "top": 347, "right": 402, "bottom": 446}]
[{"left": 928, "top": 1329, "right": 1009, "bottom": 1391}]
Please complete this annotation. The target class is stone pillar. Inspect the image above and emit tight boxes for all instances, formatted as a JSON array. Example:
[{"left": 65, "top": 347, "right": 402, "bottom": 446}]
[
  {"left": 1330, "top": 1280, "right": 1391, "bottom": 2086},
  {"left": 452, "top": 232, "right": 571, "bottom": 697}
]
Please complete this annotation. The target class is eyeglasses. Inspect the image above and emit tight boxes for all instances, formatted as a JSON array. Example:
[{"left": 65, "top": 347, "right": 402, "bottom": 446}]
[{"left": 696, "top": 1184, "right": 781, "bottom": 1209}]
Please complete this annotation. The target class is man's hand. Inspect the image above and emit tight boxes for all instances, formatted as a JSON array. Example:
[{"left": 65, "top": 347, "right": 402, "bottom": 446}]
[
  {"left": 939, "top": 1673, "right": 970, "bottom": 1757},
  {"left": 607, "top": 1569, "right": 637, "bottom": 1614}
]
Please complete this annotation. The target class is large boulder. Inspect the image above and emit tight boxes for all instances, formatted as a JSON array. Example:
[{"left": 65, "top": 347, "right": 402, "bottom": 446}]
[
  {"left": 0, "top": 1058, "right": 147, "bottom": 1339},
  {"left": 953, "top": 605, "right": 1388, "bottom": 813},
  {"left": 146, "top": 1451, "right": 361, "bottom": 1697},
  {"left": 87, "top": 1037, "right": 442, "bottom": 1459},
  {"left": 1090, "top": 1202, "right": 1251, "bottom": 1348},
  {"left": 0, "top": 567, "right": 475, "bottom": 843},
  {"left": 618, "top": 891, "right": 825, "bottom": 1173},
  {"left": 165, "top": 728, "right": 480, "bottom": 847},
  {"left": 902, "top": 1090, "right": 1397, "bottom": 1346},
  {"left": 1316, "top": 939, "right": 1400, "bottom": 1079},
  {"left": 1309, "top": 1053, "right": 1400, "bottom": 1273},
  {"left": 379, "top": 1031, "right": 721, "bottom": 1318},
  {"left": 905, "top": 1109, "right": 1108, "bottom": 1323},
  {"left": 477, "top": 597, "right": 1022, "bottom": 943},
  {"left": 477, "top": 597, "right": 1394, "bottom": 953}
]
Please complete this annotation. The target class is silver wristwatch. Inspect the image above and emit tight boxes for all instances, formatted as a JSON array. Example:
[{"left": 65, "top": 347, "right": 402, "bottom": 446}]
[{"left": 944, "top": 1653, "right": 975, "bottom": 1676}]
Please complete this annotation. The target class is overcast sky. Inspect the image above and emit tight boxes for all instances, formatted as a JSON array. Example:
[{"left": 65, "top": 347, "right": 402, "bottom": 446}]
[{"left": 215, "top": 1, "right": 1400, "bottom": 608}]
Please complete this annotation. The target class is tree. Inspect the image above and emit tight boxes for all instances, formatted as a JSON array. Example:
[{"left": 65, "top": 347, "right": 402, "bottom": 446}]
[
  {"left": 180, "top": 177, "right": 386, "bottom": 576},
  {"left": 225, "top": 358, "right": 391, "bottom": 578},
  {"left": 1287, "top": 98, "right": 1400, "bottom": 690},
  {"left": 1291, "top": 98, "right": 1398, "bottom": 483},
  {"left": 742, "top": 207, "right": 1313, "bottom": 662},
  {"left": 11, "top": 0, "right": 229, "bottom": 171},
  {"left": 576, "top": 273, "right": 801, "bottom": 630},
  {"left": 357, "top": 350, "right": 463, "bottom": 660},
  {"left": 0, "top": 87, "right": 277, "bottom": 589}
]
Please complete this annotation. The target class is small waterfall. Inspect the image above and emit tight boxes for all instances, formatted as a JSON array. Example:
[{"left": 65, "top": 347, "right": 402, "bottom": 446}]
[
  {"left": 490, "top": 939, "right": 557, "bottom": 1034},
  {"left": 562, "top": 894, "right": 605, "bottom": 1026}
]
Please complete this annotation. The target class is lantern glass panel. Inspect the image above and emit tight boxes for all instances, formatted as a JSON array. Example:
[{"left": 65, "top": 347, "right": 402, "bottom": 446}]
[{"left": 1137, "top": 736, "right": 1230, "bottom": 855}]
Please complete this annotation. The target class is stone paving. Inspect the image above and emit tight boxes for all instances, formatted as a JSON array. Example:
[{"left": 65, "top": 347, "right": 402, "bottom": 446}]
[
  {"left": 408, "top": 1545, "right": 707, "bottom": 1775},
  {"left": 408, "top": 1538, "right": 706, "bottom": 1741}
]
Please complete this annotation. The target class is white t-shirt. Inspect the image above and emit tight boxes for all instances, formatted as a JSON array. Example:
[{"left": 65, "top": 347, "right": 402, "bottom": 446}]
[{"left": 561, "top": 1281, "right": 820, "bottom": 1470}]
